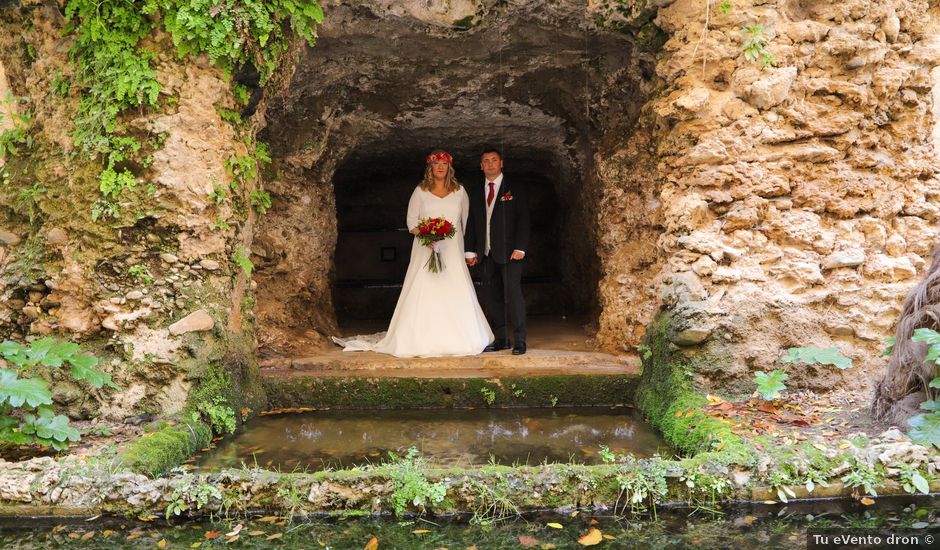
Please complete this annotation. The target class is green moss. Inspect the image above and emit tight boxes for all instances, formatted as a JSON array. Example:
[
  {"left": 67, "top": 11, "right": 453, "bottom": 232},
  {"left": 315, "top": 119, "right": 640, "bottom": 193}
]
[
  {"left": 262, "top": 375, "right": 638, "bottom": 410},
  {"left": 119, "top": 417, "right": 211, "bottom": 477},
  {"left": 634, "top": 312, "right": 750, "bottom": 464}
]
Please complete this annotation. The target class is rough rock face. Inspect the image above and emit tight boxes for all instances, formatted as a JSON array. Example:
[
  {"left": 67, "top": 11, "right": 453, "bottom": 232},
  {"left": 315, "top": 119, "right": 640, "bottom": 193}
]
[
  {"left": 0, "top": 8, "right": 254, "bottom": 418},
  {"left": 0, "top": 0, "right": 938, "bottom": 414},
  {"left": 605, "top": 0, "right": 940, "bottom": 390}
]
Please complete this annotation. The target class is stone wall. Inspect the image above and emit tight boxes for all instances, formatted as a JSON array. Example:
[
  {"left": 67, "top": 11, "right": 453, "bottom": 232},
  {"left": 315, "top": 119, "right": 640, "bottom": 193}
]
[{"left": 594, "top": 0, "right": 940, "bottom": 390}]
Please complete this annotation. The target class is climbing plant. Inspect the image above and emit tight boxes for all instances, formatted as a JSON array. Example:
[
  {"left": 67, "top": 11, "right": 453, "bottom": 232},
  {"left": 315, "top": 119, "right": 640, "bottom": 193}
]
[{"left": 61, "top": 0, "right": 323, "bottom": 206}]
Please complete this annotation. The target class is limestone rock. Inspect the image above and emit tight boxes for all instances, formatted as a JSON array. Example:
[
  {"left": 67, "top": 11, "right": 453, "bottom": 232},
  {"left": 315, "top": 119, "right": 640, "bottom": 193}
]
[
  {"left": 160, "top": 252, "right": 179, "bottom": 264},
  {"left": 199, "top": 258, "right": 220, "bottom": 271},
  {"left": 0, "top": 227, "right": 20, "bottom": 247},
  {"left": 741, "top": 66, "right": 798, "bottom": 110},
  {"left": 822, "top": 249, "right": 866, "bottom": 269},
  {"left": 168, "top": 309, "right": 214, "bottom": 335},
  {"left": 674, "top": 86, "right": 710, "bottom": 113},
  {"left": 46, "top": 227, "right": 67, "bottom": 245}
]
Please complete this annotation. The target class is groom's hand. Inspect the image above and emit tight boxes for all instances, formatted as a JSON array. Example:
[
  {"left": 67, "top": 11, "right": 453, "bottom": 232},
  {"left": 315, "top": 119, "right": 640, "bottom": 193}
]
[
  {"left": 510, "top": 250, "right": 525, "bottom": 260},
  {"left": 466, "top": 257, "right": 478, "bottom": 266}
]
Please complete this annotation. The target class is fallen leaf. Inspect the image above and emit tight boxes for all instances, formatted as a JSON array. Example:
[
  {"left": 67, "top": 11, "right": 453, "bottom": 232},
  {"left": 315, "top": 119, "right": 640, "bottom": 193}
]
[
  {"left": 52, "top": 525, "right": 66, "bottom": 534},
  {"left": 226, "top": 524, "right": 244, "bottom": 537},
  {"left": 205, "top": 530, "right": 223, "bottom": 540},
  {"left": 546, "top": 522, "right": 564, "bottom": 529},
  {"left": 812, "top": 443, "right": 827, "bottom": 451},
  {"left": 860, "top": 497, "right": 875, "bottom": 506},
  {"left": 226, "top": 534, "right": 240, "bottom": 543},
  {"left": 138, "top": 514, "right": 157, "bottom": 522},
  {"left": 266, "top": 533, "right": 283, "bottom": 540},
  {"left": 603, "top": 534, "right": 616, "bottom": 540},
  {"left": 85, "top": 514, "right": 102, "bottom": 522},
  {"left": 577, "top": 528, "right": 603, "bottom": 546},
  {"left": 570, "top": 510, "right": 579, "bottom": 517},
  {"left": 247, "top": 531, "right": 266, "bottom": 536},
  {"left": 127, "top": 531, "right": 145, "bottom": 540},
  {"left": 258, "top": 516, "right": 279, "bottom": 523},
  {"left": 412, "top": 529, "right": 432, "bottom": 534},
  {"left": 589, "top": 518, "right": 599, "bottom": 526},
  {"left": 757, "top": 402, "right": 777, "bottom": 415},
  {"left": 103, "top": 530, "right": 114, "bottom": 537},
  {"left": 838, "top": 443, "right": 851, "bottom": 450},
  {"left": 191, "top": 543, "right": 203, "bottom": 549},
  {"left": 157, "top": 540, "right": 167, "bottom": 549},
  {"left": 519, "top": 535, "right": 540, "bottom": 547},
  {"left": 675, "top": 410, "right": 684, "bottom": 417},
  {"left": 81, "top": 531, "right": 95, "bottom": 541},
  {"left": 364, "top": 535, "right": 379, "bottom": 550}
]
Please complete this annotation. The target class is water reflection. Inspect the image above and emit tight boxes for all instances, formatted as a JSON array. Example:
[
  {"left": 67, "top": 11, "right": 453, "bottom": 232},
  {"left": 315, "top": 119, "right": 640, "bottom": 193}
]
[{"left": 198, "top": 407, "right": 668, "bottom": 471}]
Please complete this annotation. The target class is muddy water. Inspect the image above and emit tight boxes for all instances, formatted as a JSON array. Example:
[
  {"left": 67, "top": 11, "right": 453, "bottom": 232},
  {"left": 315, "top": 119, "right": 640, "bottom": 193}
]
[{"left": 197, "top": 407, "right": 667, "bottom": 471}]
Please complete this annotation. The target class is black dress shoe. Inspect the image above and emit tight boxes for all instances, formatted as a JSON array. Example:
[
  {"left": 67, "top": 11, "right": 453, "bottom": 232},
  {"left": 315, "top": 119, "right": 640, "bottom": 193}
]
[
  {"left": 511, "top": 342, "right": 527, "bottom": 355},
  {"left": 484, "top": 340, "right": 511, "bottom": 352}
]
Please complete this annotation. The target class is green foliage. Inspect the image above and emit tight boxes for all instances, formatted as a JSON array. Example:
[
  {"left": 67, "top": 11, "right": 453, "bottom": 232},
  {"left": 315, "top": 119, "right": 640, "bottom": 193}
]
[
  {"left": 636, "top": 344, "right": 652, "bottom": 361},
  {"left": 894, "top": 462, "right": 931, "bottom": 495},
  {"left": 781, "top": 346, "right": 853, "bottom": 370},
  {"left": 233, "top": 84, "right": 250, "bottom": 106},
  {"left": 62, "top": 0, "right": 323, "bottom": 204},
  {"left": 906, "top": 328, "right": 940, "bottom": 450},
  {"left": 882, "top": 336, "right": 896, "bottom": 357},
  {"left": 614, "top": 458, "right": 670, "bottom": 517},
  {"left": 741, "top": 24, "right": 776, "bottom": 67},
  {"left": 841, "top": 463, "right": 883, "bottom": 497},
  {"left": 165, "top": 470, "right": 223, "bottom": 519},
  {"left": 189, "top": 367, "right": 237, "bottom": 435},
  {"left": 208, "top": 179, "right": 228, "bottom": 205},
  {"left": 0, "top": 338, "right": 118, "bottom": 451},
  {"left": 753, "top": 369, "right": 788, "bottom": 400},
  {"left": 128, "top": 264, "right": 154, "bottom": 285},
  {"left": 0, "top": 94, "right": 33, "bottom": 159},
  {"left": 385, "top": 447, "right": 448, "bottom": 517},
  {"left": 232, "top": 246, "right": 253, "bottom": 276},
  {"left": 718, "top": 0, "right": 732, "bottom": 14},
  {"left": 16, "top": 183, "right": 47, "bottom": 225},
  {"left": 480, "top": 386, "right": 496, "bottom": 406},
  {"left": 211, "top": 217, "right": 231, "bottom": 231},
  {"left": 249, "top": 189, "right": 271, "bottom": 215}
]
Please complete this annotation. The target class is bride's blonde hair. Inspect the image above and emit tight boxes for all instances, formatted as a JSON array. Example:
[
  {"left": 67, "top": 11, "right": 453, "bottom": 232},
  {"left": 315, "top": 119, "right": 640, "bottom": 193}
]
[{"left": 420, "top": 150, "right": 461, "bottom": 194}]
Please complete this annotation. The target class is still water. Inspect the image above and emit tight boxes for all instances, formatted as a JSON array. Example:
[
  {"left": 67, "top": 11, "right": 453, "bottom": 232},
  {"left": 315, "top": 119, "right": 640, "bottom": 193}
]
[
  {"left": 1, "top": 498, "right": 937, "bottom": 549},
  {"left": 197, "top": 407, "right": 667, "bottom": 471}
]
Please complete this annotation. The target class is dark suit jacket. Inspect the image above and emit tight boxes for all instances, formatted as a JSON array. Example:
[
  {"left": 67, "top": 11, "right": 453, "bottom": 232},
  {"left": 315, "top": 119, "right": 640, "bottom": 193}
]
[{"left": 465, "top": 177, "right": 530, "bottom": 264}]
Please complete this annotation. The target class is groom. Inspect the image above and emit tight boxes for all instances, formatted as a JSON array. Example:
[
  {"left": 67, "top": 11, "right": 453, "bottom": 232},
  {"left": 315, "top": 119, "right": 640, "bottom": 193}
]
[{"left": 465, "top": 147, "right": 530, "bottom": 355}]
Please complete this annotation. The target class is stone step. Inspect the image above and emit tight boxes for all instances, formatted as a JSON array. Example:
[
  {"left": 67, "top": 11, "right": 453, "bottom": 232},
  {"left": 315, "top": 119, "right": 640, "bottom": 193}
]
[{"left": 260, "top": 349, "right": 639, "bottom": 379}]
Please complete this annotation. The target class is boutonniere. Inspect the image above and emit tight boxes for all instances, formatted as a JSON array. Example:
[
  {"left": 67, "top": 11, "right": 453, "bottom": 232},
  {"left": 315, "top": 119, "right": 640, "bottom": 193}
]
[{"left": 500, "top": 191, "right": 513, "bottom": 202}]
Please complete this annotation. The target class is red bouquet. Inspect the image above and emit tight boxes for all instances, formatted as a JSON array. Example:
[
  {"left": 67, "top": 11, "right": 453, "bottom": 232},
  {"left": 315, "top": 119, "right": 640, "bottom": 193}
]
[{"left": 415, "top": 217, "right": 456, "bottom": 272}]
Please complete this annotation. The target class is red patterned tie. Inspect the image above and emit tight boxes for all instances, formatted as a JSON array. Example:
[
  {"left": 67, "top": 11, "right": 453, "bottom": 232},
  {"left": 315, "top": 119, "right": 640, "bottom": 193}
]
[{"left": 486, "top": 181, "right": 495, "bottom": 207}]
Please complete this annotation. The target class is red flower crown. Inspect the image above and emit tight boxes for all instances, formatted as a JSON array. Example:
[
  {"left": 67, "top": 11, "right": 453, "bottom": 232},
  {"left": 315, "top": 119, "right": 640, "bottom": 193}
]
[{"left": 426, "top": 151, "right": 453, "bottom": 164}]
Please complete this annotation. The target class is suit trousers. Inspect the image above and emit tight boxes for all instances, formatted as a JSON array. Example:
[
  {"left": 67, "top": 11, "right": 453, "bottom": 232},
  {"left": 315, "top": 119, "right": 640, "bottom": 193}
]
[{"left": 481, "top": 254, "right": 527, "bottom": 344}]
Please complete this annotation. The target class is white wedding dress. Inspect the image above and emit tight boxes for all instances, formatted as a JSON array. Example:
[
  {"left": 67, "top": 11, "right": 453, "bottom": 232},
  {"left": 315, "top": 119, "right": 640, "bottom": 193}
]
[{"left": 333, "top": 185, "right": 493, "bottom": 357}]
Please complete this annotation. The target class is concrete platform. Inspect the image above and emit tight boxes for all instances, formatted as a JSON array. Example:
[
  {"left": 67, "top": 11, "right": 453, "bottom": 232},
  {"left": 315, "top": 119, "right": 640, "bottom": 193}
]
[{"left": 260, "top": 316, "right": 640, "bottom": 379}]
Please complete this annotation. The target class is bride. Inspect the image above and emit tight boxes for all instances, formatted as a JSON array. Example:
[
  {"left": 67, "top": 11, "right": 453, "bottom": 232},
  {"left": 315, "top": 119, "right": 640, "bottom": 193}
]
[{"left": 333, "top": 150, "right": 494, "bottom": 357}]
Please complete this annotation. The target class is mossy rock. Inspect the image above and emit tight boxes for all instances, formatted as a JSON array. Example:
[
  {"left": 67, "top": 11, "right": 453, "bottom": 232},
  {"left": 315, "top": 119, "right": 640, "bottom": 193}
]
[{"left": 119, "top": 417, "right": 211, "bottom": 477}]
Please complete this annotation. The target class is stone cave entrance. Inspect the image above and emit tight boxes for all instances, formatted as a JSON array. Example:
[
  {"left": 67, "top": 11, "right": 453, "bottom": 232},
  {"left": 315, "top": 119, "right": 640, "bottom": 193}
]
[
  {"left": 252, "top": 1, "right": 659, "bottom": 361},
  {"left": 331, "top": 140, "right": 590, "bottom": 334}
]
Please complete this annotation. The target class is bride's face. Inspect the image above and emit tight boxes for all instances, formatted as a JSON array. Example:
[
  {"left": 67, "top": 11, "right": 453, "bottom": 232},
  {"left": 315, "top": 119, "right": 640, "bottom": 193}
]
[{"left": 431, "top": 160, "right": 450, "bottom": 179}]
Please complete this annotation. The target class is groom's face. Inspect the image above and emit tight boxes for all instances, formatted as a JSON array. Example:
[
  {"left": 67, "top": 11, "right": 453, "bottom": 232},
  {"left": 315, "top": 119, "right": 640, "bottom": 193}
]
[{"left": 480, "top": 152, "right": 503, "bottom": 180}]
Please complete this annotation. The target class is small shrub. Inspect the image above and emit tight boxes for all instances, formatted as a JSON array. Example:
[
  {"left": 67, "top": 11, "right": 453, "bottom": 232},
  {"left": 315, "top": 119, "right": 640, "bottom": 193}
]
[
  {"left": 386, "top": 447, "right": 447, "bottom": 517},
  {"left": 0, "top": 338, "right": 118, "bottom": 451}
]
